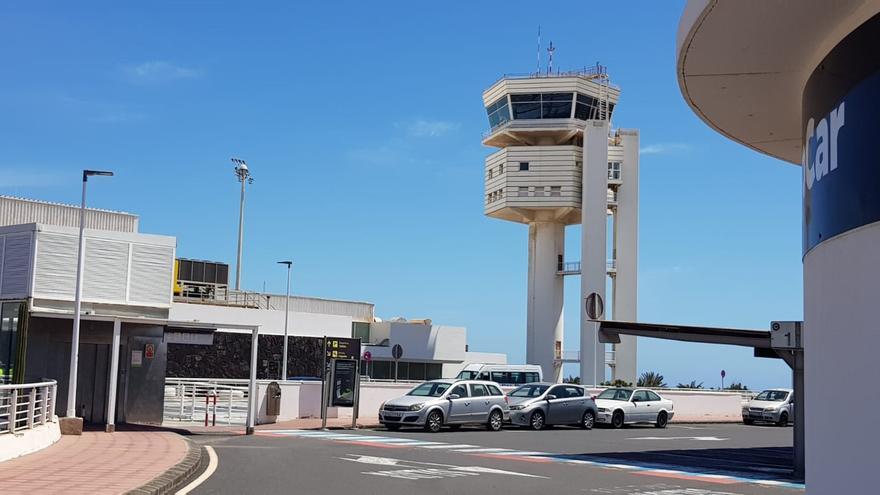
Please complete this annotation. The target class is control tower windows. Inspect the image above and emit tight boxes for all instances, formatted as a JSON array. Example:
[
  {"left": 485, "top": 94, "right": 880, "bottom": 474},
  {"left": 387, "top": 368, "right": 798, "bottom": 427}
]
[
  {"left": 575, "top": 94, "right": 615, "bottom": 121},
  {"left": 509, "top": 92, "right": 573, "bottom": 120},
  {"left": 486, "top": 97, "right": 511, "bottom": 129}
]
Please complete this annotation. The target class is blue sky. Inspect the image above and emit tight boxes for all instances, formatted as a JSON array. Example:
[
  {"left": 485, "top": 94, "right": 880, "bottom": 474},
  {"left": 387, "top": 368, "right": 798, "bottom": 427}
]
[{"left": 1, "top": 1, "right": 802, "bottom": 390}]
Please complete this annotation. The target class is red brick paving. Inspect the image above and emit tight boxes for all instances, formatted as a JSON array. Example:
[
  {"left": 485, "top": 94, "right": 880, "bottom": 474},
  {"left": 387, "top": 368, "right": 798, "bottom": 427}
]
[{"left": 0, "top": 430, "right": 188, "bottom": 495}]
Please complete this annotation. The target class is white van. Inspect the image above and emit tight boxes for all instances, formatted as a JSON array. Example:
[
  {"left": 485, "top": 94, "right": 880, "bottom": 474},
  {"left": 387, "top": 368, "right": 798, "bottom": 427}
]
[{"left": 455, "top": 364, "right": 543, "bottom": 386}]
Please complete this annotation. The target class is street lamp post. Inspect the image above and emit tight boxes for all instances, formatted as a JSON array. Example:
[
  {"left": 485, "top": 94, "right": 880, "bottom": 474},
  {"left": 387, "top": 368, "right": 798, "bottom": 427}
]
[
  {"left": 231, "top": 158, "right": 253, "bottom": 291},
  {"left": 278, "top": 261, "right": 293, "bottom": 380},
  {"left": 67, "top": 169, "right": 113, "bottom": 419}
]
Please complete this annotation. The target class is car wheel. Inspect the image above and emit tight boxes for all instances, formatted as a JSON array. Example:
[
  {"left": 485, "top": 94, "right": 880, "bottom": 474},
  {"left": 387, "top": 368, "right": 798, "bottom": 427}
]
[
  {"left": 611, "top": 410, "right": 625, "bottom": 429},
  {"left": 386, "top": 424, "right": 401, "bottom": 431},
  {"left": 581, "top": 410, "right": 596, "bottom": 430},
  {"left": 776, "top": 412, "right": 789, "bottom": 427},
  {"left": 487, "top": 410, "right": 504, "bottom": 431},
  {"left": 529, "top": 410, "right": 545, "bottom": 430},
  {"left": 655, "top": 411, "right": 668, "bottom": 429},
  {"left": 424, "top": 410, "right": 443, "bottom": 433}
]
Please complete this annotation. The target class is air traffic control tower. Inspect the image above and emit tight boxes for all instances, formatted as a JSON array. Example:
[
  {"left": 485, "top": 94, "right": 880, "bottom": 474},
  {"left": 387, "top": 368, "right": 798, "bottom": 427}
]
[{"left": 481, "top": 66, "right": 639, "bottom": 384}]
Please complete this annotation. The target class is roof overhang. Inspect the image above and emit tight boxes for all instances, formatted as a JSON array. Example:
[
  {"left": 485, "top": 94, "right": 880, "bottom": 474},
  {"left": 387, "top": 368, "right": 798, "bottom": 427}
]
[{"left": 676, "top": 0, "right": 880, "bottom": 165}]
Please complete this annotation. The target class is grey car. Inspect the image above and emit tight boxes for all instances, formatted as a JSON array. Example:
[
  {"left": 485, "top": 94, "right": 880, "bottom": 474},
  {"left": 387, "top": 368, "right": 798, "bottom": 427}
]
[
  {"left": 742, "top": 388, "right": 793, "bottom": 426},
  {"left": 379, "top": 380, "right": 510, "bottom": 433},
  {"left": 507, "top": 383, "right": 598, "bottom": 430}
]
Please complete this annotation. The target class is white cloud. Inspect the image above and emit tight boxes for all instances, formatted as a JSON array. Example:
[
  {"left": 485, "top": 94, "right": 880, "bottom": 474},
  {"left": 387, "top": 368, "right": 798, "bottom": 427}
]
[
  {"left": 640, "top": 143, "right": 693, "bottom": 155},
  {"left": 402, "top": 119, "right": 460, "bottom": 138},
  {"left": 122, "top": 61, "right": 202, "bottom": 84}
]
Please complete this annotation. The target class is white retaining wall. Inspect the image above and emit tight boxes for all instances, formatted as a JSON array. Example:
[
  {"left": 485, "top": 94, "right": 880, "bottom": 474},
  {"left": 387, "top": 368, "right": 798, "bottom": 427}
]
[
  {"left": 0, "top": 421, "right": 61, "bottom": 463},
  {"left": 251, "top": 381, "right": 746, "bottom": 424}
]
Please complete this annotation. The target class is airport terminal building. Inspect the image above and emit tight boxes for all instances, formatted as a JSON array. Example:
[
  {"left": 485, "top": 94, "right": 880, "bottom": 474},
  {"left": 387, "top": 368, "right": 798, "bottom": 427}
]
[
  {"left": 677, "top": 2, "right": 880, "bottom": 492},
  {"left": 0, "top": 195, "right": 504, "bottom": 426}
]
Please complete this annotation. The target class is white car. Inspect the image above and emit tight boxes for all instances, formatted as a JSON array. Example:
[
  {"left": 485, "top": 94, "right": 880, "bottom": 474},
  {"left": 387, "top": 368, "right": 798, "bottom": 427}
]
[{"left": 594, "top": 388, "right": 674, "bottom": 428}]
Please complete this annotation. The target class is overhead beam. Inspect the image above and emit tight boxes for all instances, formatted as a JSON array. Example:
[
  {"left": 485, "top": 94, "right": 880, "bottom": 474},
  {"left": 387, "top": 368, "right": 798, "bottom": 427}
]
[{"left": 596, "top": 320, "right": 772, "bottom": 349}]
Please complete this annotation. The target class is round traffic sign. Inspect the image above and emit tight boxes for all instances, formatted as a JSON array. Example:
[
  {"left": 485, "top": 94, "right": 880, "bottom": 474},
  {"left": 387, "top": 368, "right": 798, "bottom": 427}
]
[
  {"left": 363, "top": 350, "right": 372, "bottom": 362},
  {"left": 585, "top": 292, "right": 605, "bottom": 320},
  {"left": 392, "top": 344, "right": 403, "bottom": 360},
  {"left": 721, "top": 369, "right": 726, "bottom": 378}
]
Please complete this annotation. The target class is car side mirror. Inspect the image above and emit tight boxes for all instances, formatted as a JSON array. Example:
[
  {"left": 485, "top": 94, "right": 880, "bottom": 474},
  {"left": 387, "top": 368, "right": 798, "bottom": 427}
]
[
  {"left": 448, "top": 394, "right": 460, "bottom": 400},
  {"left": 632, "top": 397, "right": 640, "bottom": 403},
  {"left": 546, "top": 394, "right": 557, "bottom": 400}
]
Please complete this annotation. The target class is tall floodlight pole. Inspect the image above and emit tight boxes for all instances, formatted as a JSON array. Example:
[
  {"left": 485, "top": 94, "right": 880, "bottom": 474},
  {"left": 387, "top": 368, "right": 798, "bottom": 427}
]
[
  {"left": 232, "top": 158, "right": 253, "bottom": 290},
  {"left": 278, "top": 261, "right": 293, "bottom": 380},
  {"left": 67, "top": 169, "right": 113, "bottom": 418}
]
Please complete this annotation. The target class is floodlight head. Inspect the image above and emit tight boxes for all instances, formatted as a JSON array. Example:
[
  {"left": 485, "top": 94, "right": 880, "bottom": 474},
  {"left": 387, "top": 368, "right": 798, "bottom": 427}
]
[
  {"left": 277, "top": 260, "right": 293, "bottom": 267},
  {"left": 83, "top": 169, "right": 114, "bottom": 181},
  {"left": 232, "top": 157, "right": 252, "bottom": 182}
]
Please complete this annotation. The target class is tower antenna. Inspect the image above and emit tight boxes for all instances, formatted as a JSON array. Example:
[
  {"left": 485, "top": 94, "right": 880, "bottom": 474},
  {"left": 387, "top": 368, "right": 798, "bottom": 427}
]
[
  {"left": 537, "top": 25, "right": 542, "bottom": 75},
  {"left": 546, "top": 41, "right": 555, "bottom": 75}
]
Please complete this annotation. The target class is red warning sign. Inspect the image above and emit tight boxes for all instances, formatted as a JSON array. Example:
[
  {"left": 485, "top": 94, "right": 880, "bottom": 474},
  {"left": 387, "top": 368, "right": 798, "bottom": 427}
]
[{"left": 145, "top": 343, "right": 155, "bottom": 359}]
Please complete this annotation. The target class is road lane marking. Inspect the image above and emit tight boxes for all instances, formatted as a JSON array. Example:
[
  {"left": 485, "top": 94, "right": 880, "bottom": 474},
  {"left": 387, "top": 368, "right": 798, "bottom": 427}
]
[
  {"left": 627, "top": 436, "right": 728, "bottom": 441},
  {"left": 257, "top": 429, "right": 803, "bottom": 490},
  {"left": 176, "top": 446, "right": 217, "bottom": 495},
  {"left": 419, "top": 444, "right": 478, "bottom": 449},
  {"left": 341, "top": 455, "right": 547, "bottom": 480}
]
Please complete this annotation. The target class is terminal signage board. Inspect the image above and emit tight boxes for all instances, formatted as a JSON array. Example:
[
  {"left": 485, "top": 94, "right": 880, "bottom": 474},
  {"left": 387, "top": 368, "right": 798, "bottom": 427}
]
[{"left": 324, "top": 337, "right": 361, "bottom": 362}]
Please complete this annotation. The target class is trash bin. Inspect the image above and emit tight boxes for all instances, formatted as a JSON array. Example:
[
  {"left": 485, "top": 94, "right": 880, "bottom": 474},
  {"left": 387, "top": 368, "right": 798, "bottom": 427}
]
[{"left": 266, "top": 381, "right": 282, "bottom": 416}]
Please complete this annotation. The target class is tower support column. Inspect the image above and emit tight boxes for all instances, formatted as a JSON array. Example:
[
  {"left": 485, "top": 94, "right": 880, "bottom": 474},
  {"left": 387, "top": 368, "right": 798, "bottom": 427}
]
[
  {"left": 527, "top": 218, "right": 564, "bottom": 383},
  {"left": 612, "top": 129, "right": 639, "bottom": 384},
  {"left": 580, "top": 120, "right": 609, "bottom": 386}
]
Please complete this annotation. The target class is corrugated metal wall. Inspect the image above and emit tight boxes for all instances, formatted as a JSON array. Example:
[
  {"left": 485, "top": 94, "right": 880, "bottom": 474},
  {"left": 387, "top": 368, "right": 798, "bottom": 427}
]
[
  {"left": 0, "top": 231, "right": 33, "bottom": 298},
  {"left": 30, "top": 229, "right": 174, "bottom": 308},
  {"left": 0, "top": 196, "right": 139, "bottom": 232}
]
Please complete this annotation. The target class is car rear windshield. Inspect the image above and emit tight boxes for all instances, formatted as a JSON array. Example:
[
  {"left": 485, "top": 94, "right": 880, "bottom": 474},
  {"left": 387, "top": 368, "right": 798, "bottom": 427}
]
[
  {"left": 755, "top": 390, "right": 789, "bottom": 402},
  {"left": 509, "top": 384, "right": 549, "bottom": 397},
  {"left": 408, "top": 382, "right": 451, "bottom": 397},
  {"left": 597, "top": 388, "right": 632, "bottom": 401}
]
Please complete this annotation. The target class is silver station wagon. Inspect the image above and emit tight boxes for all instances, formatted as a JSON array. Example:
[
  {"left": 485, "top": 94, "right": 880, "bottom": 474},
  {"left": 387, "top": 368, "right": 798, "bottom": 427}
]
[{"left": 379, "top": 380, "right": 510, "bottom": 433}]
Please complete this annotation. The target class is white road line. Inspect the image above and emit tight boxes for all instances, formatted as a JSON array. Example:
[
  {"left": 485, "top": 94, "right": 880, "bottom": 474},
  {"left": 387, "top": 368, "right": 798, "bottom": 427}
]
[
  {"left": 452, "top": 448, "right": 514, "bottom": 453},
  {"left": 418, "top": 444, "right": 477, "bottom": 449},
  {"left": 484, "top": 451, "right": 547, "bottom": 456},
  {"left": 176, "top": 446, "right": 218, "bottom": 495}
]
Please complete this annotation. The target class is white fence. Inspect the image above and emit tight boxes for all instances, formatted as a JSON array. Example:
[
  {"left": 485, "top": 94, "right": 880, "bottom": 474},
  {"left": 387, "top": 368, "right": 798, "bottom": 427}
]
[
  {"left": 0, "top": 380, "right": 57, "bottom": 434},
  {"left": 164, "top": 378, "right": 250, "bottom": 426}
]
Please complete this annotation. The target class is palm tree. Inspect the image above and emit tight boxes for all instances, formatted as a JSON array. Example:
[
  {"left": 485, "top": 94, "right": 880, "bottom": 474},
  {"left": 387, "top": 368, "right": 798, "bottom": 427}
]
[
  {"left": 677, "top": 380, "right": 704, "bottom": 389},
  {"left": 727, "top": 382, "right": 748, "bottom": 391},
  {"left": 563, "top": 375, "right": 581, "bottom": 384},
  {"left": 637, "top": 371, "right": 666, "bottom": 388}
]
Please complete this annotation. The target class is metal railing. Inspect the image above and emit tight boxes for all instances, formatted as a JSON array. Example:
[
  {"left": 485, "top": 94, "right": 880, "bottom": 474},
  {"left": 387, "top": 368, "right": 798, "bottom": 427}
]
[
  {"left": 0, "top": 380, "right": 57, "bottom": 435},
  {"left": 164, "top": 378, "right": 250, "bottom": 426},
  {"left": 556, "top": 260, "right": 616, "bottom": 274}
]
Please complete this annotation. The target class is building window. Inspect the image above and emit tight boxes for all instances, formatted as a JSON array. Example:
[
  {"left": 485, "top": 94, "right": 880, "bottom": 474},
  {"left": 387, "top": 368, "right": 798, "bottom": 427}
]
[
  {"left": 510, "top": 92, "right": 574, "bottom": 120},
  {"left": 550, "top": 186, "right": 561, "bottom": 197},
  {"left": 498, "top": 164, "right": 504, "bottom": 175},
  {"left": 519, "top": 162, "right": 529, "bottom": 171},
  {"left": 352, "top": 322, "right": 370, "bottom": 343},
  {"left": 487, "top": 169, "right": 494, "bottom": 180},
  {"left": 576, "top": 161, "right": 582, "bottom": 168},
  {"left": 518, "top": 186, "right": 529, "bottom": 197},
  {"left": 608, "top": 162, "right": 621, "bottom": 181},
  {"left": 486, "top": 96, "right": 511, "bottom": 129}
]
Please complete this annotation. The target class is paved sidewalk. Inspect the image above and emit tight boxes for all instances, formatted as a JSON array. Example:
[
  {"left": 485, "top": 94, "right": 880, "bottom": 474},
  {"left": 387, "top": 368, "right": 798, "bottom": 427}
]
[{"left": 0, "top": 429, "right": 189, "bottom": 494}]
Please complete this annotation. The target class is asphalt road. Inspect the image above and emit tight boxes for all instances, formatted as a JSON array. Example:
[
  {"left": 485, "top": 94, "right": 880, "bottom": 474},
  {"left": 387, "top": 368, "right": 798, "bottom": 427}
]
[{"left": 190, "top": 424, "right": 800, "bottom": 495}]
